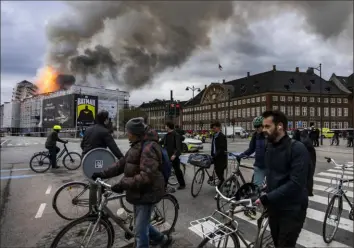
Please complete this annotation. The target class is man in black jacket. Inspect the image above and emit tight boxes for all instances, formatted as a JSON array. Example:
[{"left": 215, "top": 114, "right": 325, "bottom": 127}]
[
  {"left": 45, "top": 125, "right": 68, "bottom": 168},
  {"left": 256, "top": 110, "right": 309, "bottom": 248},
  {"left": 81, "top": 110, "right": 124, "bottom": 210},
  {"left": 211, "top": 121, "right": 228, "bottom": 189},
  {"left": 162, "top": 121, "right": 185, "bottom": 190}
]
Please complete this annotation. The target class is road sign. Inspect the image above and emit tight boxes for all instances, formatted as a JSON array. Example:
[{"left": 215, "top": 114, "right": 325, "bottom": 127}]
[{"left": 82, "top": 148, "right": 116, "bottom": 182}]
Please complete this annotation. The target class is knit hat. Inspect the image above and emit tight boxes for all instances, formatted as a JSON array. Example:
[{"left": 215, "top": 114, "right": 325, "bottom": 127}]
[{"left": 126, "top": 117, "right": 146, "bottom": 136}]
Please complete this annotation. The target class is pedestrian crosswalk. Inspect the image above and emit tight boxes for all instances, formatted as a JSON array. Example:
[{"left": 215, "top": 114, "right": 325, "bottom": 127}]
[{"left": 189, "top": 166, "right": 354, "bottom": 247}]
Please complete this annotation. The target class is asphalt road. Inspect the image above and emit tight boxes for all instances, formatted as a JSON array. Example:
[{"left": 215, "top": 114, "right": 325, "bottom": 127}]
[{"left": 0, "top": 136, "right": 353, "bottom": 247}]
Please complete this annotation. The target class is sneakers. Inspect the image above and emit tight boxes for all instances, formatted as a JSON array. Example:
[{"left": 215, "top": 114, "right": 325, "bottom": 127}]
[{"left": 177, "top": 185, "right": 186, "bottom": 190}]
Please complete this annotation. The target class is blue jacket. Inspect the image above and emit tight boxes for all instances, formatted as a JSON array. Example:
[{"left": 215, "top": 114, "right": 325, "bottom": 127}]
[{"left": 241, "top": 132, "right": 266, "bottom": 168}]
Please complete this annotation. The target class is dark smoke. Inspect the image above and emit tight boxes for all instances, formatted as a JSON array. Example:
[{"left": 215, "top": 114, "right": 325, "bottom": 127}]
[
  {"left": 45, "top": 1, "right": 353, "bottom": 90},
  {"left": 56, "top": 74, "right": 76, "bottom": 90}
]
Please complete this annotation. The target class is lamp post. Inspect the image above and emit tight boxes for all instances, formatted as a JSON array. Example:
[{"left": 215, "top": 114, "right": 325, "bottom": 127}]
[
  {"left": 186, "top": 86, "right": 201, "bottom": 131},
  {"left": 308, "top": 64, "right": 323, "bottom": 145}
]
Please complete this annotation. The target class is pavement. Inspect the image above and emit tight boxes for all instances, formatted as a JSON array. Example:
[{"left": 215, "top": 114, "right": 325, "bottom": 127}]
[{"left": 0, "top": 136, "right": 353, "bottom": 247}]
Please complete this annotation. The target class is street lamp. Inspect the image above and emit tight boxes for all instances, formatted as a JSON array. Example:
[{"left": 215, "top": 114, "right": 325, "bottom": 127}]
[
  {"left": 307, "top": 64, "right": 323, "bottom": 145},
  {"left": 186, "top": 86, "right": 201, "bottom": 131}
]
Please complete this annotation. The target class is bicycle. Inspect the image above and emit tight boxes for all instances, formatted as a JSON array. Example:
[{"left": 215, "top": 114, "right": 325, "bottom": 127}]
[
  {"left": 322, "top": 157, "right": 354, "bottom": 244},
  {"left": 190, "top": 156, "right": 229, "bottom": 198},
  {"left": 190, "top": 186, "right": 273, "bottom": 248},
  {"left": 29, "top": 142, "right": 82, "bottom": 173},
  {"left": 216, "top": 152, "right": 255, "bottom": 214},
  {"left": 51, "top": 178, "right": 179, "bottom": 248}
]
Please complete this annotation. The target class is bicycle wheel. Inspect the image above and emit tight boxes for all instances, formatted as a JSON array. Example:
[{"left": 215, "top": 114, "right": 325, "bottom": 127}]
[
  {"left": 254, "top": 216, "right": 274, "bottom": 248},
  {"left": 151, "top": 194, "right": 179, "bottom": 236},
  {"left": 63, "top": 152, "right": 82, "bottom": 170},
  {"left": 52, "top": 182, "right": 90, "bottom": 220},
  {"left": 216, "top": 176, "right": 240, "bottom": 214},
  {"left": 50, "top": 216, "right": 114, "bottom": 248},
  {"left": 29, "top": 153, "right": 51, "bottom": 173},
  {"left": 168, "top": 168, "right": 179, "bottom": 186},
  {"left": 322, "top": 194, "right": 343, "bottom": 243},
  {"left": 191, "top": 168, "right": 205, "bottom": 198},
  {"left": 197, "top": 232, "right": 240, "bottom": 248}
]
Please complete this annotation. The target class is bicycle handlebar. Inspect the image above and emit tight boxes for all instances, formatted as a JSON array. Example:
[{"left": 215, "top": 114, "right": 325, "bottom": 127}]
[
  {"left": 215, "top": 186, "right": 253, "bottom": 208},
  {"left": 225, "top": 152, "right": 255, "bottom": 159},
  {"left": 95, "top": 178, "right": 112, "bottom": 189},
  {"left": 324, "top": 157, "right": 353, "bottom": 169}
]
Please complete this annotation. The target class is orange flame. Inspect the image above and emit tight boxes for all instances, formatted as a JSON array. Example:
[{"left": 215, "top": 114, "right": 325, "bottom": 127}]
[{"left": 36, "top": 66, "right": 59, "bottom": 94}]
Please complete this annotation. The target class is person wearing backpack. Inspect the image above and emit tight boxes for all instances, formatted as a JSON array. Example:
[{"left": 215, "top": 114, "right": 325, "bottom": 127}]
[
  {"left": 91, "top": 117, "right": 172, "bottom": 248},
  {"left": 255, "top": 110, "right": 309, "bottom": 248}
]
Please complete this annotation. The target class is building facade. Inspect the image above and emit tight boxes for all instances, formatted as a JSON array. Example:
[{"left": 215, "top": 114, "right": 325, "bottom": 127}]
[
  {"left": 139, "top": 99, "right": 184, "bottom": 130},
  {"left": 12, "top": 80, "right": 38, "bottom": 101},
  {"left": 1, "top": 101, "right": 21, "bottom": 131},
  {"left": 182, "top": 66, "right": 352, "bottom": 132}
]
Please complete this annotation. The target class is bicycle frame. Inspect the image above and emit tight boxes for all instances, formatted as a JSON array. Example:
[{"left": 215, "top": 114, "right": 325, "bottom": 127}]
[
  {"left": 55, "top": 143, "right": 69, "bottom": 162},
  {"left": 333, "top": 178, "right": 354, "bottom": 209}
]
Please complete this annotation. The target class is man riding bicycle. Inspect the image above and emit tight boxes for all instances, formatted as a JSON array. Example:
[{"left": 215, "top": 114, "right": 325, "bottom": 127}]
[
  {"left": 236, "top": 116, "right": 266, "bottom": 188},
  {"left": 45, "top": 125, "right": 67, "bottom": 169}
]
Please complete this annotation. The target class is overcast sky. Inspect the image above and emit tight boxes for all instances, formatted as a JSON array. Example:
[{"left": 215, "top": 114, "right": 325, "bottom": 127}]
[{"left": 1, "top": 1, "right": 353, "bottom": 105}]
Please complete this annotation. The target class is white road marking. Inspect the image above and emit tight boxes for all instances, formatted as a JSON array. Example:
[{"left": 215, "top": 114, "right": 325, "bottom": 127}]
[
  {"left": 312, "top": 184, "right": 353, "bottom": 199},
  {"left": 318, "top": 172, "right": 353, "bottom": 180},
  {"left": 314, "top": 177, "right": 353, "bottom": 188},
  {"left": 7, "top": 144, "right": 13, "bottom": 146},
  {"left": 310, "top": 195, "right": 352, "bottom": 211},
  {"left": 1, "top": 139, "right": 10, "bottom": 146},
  {"left": 34, "top": 143, "right": 38, "bottom": 145},
  {"left": 327, "top": 169, "right": 353, "bottom": 175},
  {"left": 45, "top": 185, "right": 52, "bottom": 195},
  {"left": 35, "top": 203, "right": 46, "bottom": 219},
  {"left": 334, "top": 167, "right": 353, "bottom": 171},
  {"left": 306, "top": 208, "right": 353, "bottom": 232}
]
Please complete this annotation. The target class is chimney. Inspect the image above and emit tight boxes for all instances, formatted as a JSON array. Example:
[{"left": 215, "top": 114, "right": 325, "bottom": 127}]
[
  {"left": 247, "top": 72, "right": 250, "bottom": 77},
  {"left": 222, "top": 79, "right": 225, "bottom": 83},
  {"left": 204, "top": 85, "right": 207, "bottom": 89},
  {"left": 296, "top": 67, "right": 299, "bottom": 73},
  {"left": 273, "top": 65, "right": 276, "bottom": 71}
]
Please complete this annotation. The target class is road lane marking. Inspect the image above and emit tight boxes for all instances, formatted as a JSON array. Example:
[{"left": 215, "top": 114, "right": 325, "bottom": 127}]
[
  {"left": 312, "top": 184, "right": 353, "bottom": 199},
  {"left": 45, "top": 185, "right": 52, "bottom": 195},
  {"left": 314, "top": 177, "right": 353, "bottom": 188},
  {"left": 309, "top": 195, "right": 352, "bottom": 211},
  {"left": 306, "top": 208, "right": 353, "bottom": 232},
  {"left": 327, "top": 169, "right": 353, "bottom": 175},
  {"left": 318, "top": 172, "right": 354, "bottom": 180},
  {"left": 0, "top": 168, "right": 31, "bottom": 172},
  {"left": 1, "top": 139, "right": 10, "bottom": 146},
  {"left": 35, "top": 203, "right": 46, "bottom": 218},
  {"left": 0, "top": 175, "right": 38, "bottom": 180}
]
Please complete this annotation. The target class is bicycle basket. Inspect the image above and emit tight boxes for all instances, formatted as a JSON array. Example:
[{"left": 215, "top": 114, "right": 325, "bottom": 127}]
[
  {"left": 190, "top": 210, "right": 238, "bottom": 242},
  {"left": 188, "top": 154, "right": 213, "bottom": 168}
]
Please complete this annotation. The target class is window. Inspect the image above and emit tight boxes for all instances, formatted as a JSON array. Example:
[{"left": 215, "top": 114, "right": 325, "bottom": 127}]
[
  {"left": 331, "top": 122, "right": 336, "bottom": 129},
  {"left": 261, "top": 106, "right": 266, "bottom": 112},
  {"left": 233, "top": 109, "right": 237, "bottom": 117},
  {"left": 310, "top": 97, "right": 315, "bottom": 102},
  {"left": 251, "top": 98, "right": 255, "bottom": 103},
  {"left": 294, "top": 97, "right": 299, "bottom": 102},
  {"left": 337, "top": 108, "right": 342, "bottom": 117},
  {"left": 288, "top": 121, "right": 293, "bottom": 129},
  {"left": 324, "top": 98, "right": 328, "bottom": 103},
  {"left": 247, "top": 108, "right": 250, "bottom": 117},
  {"left": 310, "top": 107, "right": 315, "bottom": 116},
  {"left": 262, "top": 96, "right": 266, "bottom": 102},
  {"left": 317, "top": 107, "right": 321, "bottom": 116},
  {"left": 331, "top": 98, "right": 335, "bottom": 103},
  {"left": 233, "top": 101, "right": 237, "bottom": 106},
  {"left": 324, "top": 107, "right": 329, "bottom": 116},
  {"left": 344, "top": 108, "right": 348, "bottom": 116},
  {"left": 242, "top": 109, "right": 246, "bottom": 118},
  {"left": 344, "top": 98, "right": 348, "bottom": 103},
  {"left": 337, "top": 122, "right": 342, "bottom": 129},
  {"left": 295, "top": 106, "right": 300, "bottom": 116},
  {"left": 317, "top": 97, "right": 321, "bottom": 103},
  {"left": 247, "top": 122, "right": 251, "bottom": 131},
  {"left": 251, "top": 107, "right": 255, "bottom": 116},
  {"left": 256, "top": 97, "right": 260, "bottom": 102},
  {"left": 225, "top": 102, "right": 228, "bottom": 107},
  {"left": 302, "top": 106, "right": 307, "bottom": 116},
  {"left": 287, "top": 106, "right": 293, "bottom": 116},
  {"left": 222, "top": 103, "right": 225, "bottom": 107},
  {"left": 238, "top": 109, "right": 241, "bottom": 118},
  {"left": 242, "top": 99, "right": 246, "bottom": 104},
  {"left": 247, "top": 99, "right": 250, "bottom": 104},
  {"left": 272, "top": 105, "right": 279, "bottom": 110},
  {"left": 272, "top": 96, "right": 278, "bottom": 101},
  {"left": 302, "top": 97, "right": 307, "bottom": 102},
  {"left": 302, "top": 121, "right": 308, "bottom": 128},
  {"left": 324, "top": 122, "right": 329, "bottom": 128},
  {"left": 256, "top": 107, "right": 260, "bottom": 116},
  {"left": 280, "top": 106, "right": 286, "bottom": 113},
  {"left": 238, "top": 100, "right": 241, "bottom": 105},
  {"left": 280, "top": 96, "right": 285, "bottom": 102},
  {"left": 337, "top": 98, "right": 342, "bottom": 103},
  {"left": 344, "top": 122, "right": 349, "bottom": 129},
  {"left": 288, "top": 96, "right": 293, "bottom": 102},
  {"left": 229, "top": 102, "right": 233, "bottom": 107},
  {"left": 330, "top": 108, "right": 336, "bottom": 117}
]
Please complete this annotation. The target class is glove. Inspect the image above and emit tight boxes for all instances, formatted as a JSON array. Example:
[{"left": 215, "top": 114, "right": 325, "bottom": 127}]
[
  {"left": 91, "top": 172, "right": 105, "bottom": 180},
  {"left": 111, "top": 183, "right": 124, "bottom": 193}
]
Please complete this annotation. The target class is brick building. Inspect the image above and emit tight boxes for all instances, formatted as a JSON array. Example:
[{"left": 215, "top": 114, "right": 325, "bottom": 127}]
[{"left": 182, "top": 65, "right": 352, "bottom": 132}]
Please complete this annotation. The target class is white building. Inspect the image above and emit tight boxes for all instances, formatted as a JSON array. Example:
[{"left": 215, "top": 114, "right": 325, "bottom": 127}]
[
  {"left": 1, "top": 101, "right": 21, "bottom": 129},
  {"left": 20, "top": 96, "right": 42, "bottom": 131},
  {"left": 12, "top": 80, "right": 38, "bottom": 101}
]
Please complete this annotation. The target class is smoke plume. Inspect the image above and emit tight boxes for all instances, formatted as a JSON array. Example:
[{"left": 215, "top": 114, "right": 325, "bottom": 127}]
[{"left": 44, "top": 1, "right": 353, "bottom": 90}]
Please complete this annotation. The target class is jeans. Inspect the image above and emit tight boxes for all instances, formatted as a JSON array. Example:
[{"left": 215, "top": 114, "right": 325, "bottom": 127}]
[
  {"left": 134, "top": 204, "right": 165, "bottom": 248},
  {"left": 253, "top": 166, "right": 266, "bottom": 187}
]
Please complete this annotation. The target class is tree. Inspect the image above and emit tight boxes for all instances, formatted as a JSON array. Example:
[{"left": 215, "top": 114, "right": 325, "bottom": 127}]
[{"left": 118, "top": 107, "right": 147, "bottom": 131}]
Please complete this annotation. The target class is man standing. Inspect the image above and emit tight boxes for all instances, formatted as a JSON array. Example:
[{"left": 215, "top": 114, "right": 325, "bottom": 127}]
[
  {"left": 256, "top": 110, "right": 309, "bottom": 248},
  {"left": 210, "top": 121, "right": 228, "bottom": 189},
  {"left": 162, "top": 121, "right": 185, "bottom": 190},
  {"left": 92, "top": 117, "right": 172, "bottom": 248},
  {"left": 45, "top": 125, "right": 67, "bottom": 169},
  {"left": 81, "top": 110, "right": 124, "bottom": 210}
]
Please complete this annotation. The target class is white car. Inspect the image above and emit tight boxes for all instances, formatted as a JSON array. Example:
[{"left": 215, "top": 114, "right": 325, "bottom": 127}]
[{"left": 157, "top": 132, "right": 203, "bottom": 153}]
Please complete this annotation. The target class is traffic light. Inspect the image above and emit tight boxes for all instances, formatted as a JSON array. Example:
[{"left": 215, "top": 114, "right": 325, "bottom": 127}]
[
  {"left": 175, "top": 103, "right": 180, "bottom": 117},
  {"left": 165, "top": 102, "right": 181, "bottom": 117}
]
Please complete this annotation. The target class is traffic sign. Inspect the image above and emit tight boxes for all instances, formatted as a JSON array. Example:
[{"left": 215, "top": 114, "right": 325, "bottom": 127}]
[{"left": 82, "top": 148, "right": 116, "bottom": 182}]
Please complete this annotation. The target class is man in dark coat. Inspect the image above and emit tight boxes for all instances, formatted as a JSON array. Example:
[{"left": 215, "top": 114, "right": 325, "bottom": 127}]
[{"left": 211, "top": 121, "right": 228, "bottom": 189}]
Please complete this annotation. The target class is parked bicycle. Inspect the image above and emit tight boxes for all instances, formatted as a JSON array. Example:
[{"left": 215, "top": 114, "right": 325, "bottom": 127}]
[
  {"left": 190, "top": 154, "right": 229, "bottom": 198},
  {"left": 322, "top": 157, "right": 353, "bottom": 244},
  {"left": 29, "top": 142, "right": 82, "bottom": 173},
  {"left": 190, "top": 186, "right": 273, "bottom": 248},
  {"left": 51, "top": 178, "right": 179, "bottom": 248},
  {"left": 216, "top": 152, "right": 255, "bottom": 214}
]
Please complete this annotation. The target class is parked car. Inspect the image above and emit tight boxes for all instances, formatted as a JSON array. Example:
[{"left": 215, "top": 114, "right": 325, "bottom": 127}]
[{"left": 157, "top": 132, "right": 203, "bottom": 153}]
